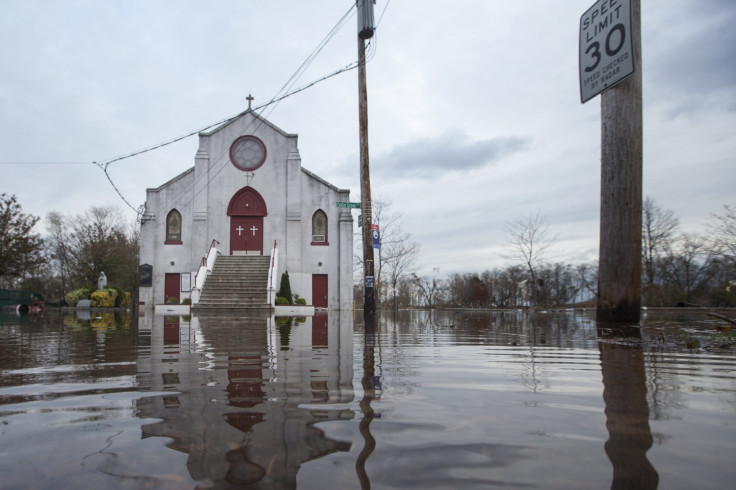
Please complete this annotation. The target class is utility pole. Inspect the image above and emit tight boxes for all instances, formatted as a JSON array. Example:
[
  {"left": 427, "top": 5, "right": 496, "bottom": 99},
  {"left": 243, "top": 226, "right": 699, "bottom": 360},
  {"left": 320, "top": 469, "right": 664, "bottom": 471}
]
[
  {"left": 596, "top": 0, "right": 643, "bottom": 326},
  {"left": 357, "top": 0, "right": 375, "bottom": 324}
]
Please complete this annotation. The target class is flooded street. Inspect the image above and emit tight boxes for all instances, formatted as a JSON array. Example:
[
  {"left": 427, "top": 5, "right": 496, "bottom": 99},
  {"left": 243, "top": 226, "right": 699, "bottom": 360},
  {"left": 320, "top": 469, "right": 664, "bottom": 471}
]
[{"left": 1, "top": 309, "right": 735, "bottom": 489}]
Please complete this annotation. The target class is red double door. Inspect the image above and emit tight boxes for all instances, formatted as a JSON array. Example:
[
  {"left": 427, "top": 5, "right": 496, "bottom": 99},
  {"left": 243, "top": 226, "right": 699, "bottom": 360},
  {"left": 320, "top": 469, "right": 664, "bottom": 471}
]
[
  {"left": 229, "top": 216, "right": 264, "bottom": 255},
  {"left": 227, "top": 187, "right": 267, "bottom": 255}
]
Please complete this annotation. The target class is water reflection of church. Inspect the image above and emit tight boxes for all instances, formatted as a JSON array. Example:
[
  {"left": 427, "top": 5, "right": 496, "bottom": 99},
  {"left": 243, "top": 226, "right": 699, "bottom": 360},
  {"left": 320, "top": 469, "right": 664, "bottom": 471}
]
[{"left": 136, "top": 311, "right": 355, "bottom": 487}]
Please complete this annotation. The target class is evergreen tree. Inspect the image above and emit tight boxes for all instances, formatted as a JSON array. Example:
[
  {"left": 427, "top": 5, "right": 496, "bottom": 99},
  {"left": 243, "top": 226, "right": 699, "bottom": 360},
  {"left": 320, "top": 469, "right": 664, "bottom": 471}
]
[
  {"left": 0, "top": 194, "right": 45, "bottom": 287},
  {"left": 277, "top": 270, "right": 293, "bottom": 304}
]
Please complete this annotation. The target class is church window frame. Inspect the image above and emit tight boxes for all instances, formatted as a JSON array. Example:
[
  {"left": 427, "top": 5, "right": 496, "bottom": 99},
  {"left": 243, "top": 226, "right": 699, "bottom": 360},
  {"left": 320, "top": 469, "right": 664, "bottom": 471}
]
[
  {"left": 311, "top": 210, "right": 329, "bottom": 246},
  {"left": 165, "top": 209, "right": 183, "bottom": 244}
]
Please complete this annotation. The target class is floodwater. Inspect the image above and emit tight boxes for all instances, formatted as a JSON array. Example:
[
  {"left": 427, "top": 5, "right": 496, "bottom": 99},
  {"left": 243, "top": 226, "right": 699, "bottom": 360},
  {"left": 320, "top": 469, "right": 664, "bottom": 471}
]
[{"left": 1, "top": 308, "right": 735, "bottom": 489}]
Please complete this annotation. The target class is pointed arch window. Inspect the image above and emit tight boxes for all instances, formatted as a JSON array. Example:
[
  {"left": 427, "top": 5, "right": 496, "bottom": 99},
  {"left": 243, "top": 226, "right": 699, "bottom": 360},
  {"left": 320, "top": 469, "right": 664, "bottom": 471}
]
[
  {"left": 166, "top": 209, "right": 182, "bottom": 244},
  {"left": 311, "top": 210, "right": 328, "bottom": 245}
]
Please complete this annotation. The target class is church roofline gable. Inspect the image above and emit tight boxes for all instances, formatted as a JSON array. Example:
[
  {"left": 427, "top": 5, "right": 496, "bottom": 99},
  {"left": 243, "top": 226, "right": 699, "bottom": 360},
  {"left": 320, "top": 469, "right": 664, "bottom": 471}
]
[
  {"left": 301, "top": 167, "right": 350, "bottom": 194},
  {"left": 199, "top": 109, "right": 297, "bottom": 140},
  {"left": 146, "top": 166, "right": 194, "bottom": 193}
]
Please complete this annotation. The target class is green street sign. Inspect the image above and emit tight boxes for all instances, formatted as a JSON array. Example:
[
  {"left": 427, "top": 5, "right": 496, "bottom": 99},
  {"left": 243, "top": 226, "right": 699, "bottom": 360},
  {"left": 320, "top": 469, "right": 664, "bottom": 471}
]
[{"left": 336, "top": 202, "right": 360, "bottom": 209}]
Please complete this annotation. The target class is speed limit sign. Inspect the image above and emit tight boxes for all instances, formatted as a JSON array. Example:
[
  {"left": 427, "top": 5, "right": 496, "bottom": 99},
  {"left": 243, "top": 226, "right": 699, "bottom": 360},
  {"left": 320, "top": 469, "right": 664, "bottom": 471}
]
[{"left": 579, "top": 0, "right": 635, "bottom": 103}]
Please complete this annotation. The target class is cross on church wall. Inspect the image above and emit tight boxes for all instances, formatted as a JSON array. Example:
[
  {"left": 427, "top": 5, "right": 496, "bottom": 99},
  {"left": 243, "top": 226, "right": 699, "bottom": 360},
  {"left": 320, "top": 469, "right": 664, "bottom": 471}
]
[
  {"left": 236, "top": 225, "right": 244, "bottom": 236},
  {"left": 250, "top": 225, "right": 258, "bottom": 236}
]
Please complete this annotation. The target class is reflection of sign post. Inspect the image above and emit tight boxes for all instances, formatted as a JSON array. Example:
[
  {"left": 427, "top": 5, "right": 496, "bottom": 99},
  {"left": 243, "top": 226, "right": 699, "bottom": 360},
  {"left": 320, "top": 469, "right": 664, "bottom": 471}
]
[
  {"left": 371, "top": 224, "right": 380, "bottom": 249},
  {"left": 579, "top": 0, "right": 634, "bottom": 103}
]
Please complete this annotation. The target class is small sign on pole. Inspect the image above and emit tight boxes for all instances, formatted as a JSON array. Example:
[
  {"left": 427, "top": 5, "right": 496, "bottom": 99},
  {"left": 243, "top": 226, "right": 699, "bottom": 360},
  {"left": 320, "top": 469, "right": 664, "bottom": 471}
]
[
  {"left": 371, "top": 224, "right": 380, "bottom": 249},
  {"left": 336, "top": 201, "right": 361, "bottom": 209},
  {"left": 579, "top": 0, "right": 634, "bottom": 103}
]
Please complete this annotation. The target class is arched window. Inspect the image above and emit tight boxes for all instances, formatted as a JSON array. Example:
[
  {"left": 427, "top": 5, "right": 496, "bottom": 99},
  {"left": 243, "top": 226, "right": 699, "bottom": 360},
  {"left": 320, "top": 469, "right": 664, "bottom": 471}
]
[
  {"left": 166, "top": 209, "right": 182, "bottom": 244},
  {"left": 311, "top": 210, "right": 328, "bottom": 245}
]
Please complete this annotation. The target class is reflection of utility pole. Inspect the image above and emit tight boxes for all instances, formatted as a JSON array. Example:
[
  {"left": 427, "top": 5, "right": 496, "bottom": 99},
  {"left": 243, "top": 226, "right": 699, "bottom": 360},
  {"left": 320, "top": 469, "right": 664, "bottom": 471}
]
[
  {"left": 357, "top": 0, "right": 375, "bottom": 325},
  {"left": 599, "top": 341, "right": 658, "bottom": 488},
  {"left": 356, "top": 321, "right": 377, "bottom": 488}
]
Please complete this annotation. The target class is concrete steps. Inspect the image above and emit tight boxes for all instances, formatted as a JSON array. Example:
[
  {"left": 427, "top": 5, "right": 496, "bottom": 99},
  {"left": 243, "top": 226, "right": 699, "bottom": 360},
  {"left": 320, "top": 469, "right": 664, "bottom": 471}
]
[{"left": 193, "top": 254, "right": 272, "bottom": 311}]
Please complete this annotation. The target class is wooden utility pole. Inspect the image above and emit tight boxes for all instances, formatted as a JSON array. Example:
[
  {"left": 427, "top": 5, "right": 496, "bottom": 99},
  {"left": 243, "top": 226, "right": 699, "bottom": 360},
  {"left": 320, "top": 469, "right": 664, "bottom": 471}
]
[
  {"left": 596, "top": 0, "right": 642, "bottom": 325},
  {"left": 357, "top": 1, "right": 375, "bottom": 324}
]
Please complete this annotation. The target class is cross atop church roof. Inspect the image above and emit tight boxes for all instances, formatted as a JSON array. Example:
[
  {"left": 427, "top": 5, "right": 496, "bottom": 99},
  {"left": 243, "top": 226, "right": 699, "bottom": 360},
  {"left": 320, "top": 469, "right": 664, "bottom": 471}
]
[{"left": 246, "top": 94, "right": 254, "bottom": 110}]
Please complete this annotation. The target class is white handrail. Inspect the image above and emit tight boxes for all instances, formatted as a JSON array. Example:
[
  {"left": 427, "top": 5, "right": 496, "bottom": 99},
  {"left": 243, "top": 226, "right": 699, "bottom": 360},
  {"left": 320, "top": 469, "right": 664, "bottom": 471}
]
[
  {"left": 191, "top": 239, "right": 219, "bottom": 304},
  {"left": 267, "top": 240, "right": 279, "bottom": 308}
]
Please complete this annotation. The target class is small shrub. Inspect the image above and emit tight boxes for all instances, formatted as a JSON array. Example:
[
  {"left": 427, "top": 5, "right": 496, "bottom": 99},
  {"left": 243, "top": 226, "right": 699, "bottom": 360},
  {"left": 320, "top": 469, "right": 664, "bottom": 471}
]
[
  {"left": 111, "top": 286, "right": 125, "bottom": 307},
  {"left": 65, "top": 287, "right": 91, "bottom": 307},
  {"left": 120, "top": 292, "right": 131, "bottom": 308},
  {"left": 91, "top": 290, "right": 115, "bottom": 308},
  {"left": 181, "top": 297, "right": 191, "bottom": 305},
  {"left": 165, "top": 297, "right": 179, "bottom": 304},
  {"left": 275, "top": 296, "right": 289, "bottom": 306},
  {"left": 103, "top": 287, "right": 118, "bottom": 305},
  {"left": 295, "top": 297, "right": 307, "bottom": 305}
]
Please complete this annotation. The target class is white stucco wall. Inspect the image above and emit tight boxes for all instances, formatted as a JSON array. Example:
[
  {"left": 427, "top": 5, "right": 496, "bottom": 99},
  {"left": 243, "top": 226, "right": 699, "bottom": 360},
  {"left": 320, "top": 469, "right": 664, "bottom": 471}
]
[{"left": 139, "top": 111, "right": 353, "bottom": 309}]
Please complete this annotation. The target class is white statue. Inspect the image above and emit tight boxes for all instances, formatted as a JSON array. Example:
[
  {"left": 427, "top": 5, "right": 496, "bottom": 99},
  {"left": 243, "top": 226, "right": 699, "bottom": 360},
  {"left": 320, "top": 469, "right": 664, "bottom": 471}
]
[{"left": 98, "top": 271, "right": 107, "bottom": 290}]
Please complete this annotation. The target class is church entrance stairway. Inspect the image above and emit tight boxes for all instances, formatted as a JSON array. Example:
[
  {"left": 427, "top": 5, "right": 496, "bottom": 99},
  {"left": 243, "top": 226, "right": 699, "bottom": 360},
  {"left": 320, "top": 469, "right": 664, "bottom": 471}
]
[{"left": 192, "top": 255, "right": 271, "bottom": 311}]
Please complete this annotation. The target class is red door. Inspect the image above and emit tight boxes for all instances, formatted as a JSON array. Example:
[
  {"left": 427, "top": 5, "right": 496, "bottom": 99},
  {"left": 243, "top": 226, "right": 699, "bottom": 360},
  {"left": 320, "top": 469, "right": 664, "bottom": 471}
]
[
  {"left": 230, "top": 216, "right": 263, "bottom": 255},
  {"left": 312, "top": 274, "right": 328, "bottom": 308},
  {"left": 164, "top": 273, "right": 180, "bottom": 304}
]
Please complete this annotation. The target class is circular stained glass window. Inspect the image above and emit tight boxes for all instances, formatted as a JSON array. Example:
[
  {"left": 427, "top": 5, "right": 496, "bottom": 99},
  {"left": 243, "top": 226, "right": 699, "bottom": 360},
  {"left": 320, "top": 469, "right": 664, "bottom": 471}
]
[{"left": 230, "top": 135, "right": 266, "bottom": 171}]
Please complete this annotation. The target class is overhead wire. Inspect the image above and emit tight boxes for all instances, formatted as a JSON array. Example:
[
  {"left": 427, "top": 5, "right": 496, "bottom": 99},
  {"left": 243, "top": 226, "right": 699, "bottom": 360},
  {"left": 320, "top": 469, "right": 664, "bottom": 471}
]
[
  {"left": 5, "top": 2, "right": 387, "bottom": 217},
  {"left": 141, "top": 3, "right": 365, "bottom": 218}
]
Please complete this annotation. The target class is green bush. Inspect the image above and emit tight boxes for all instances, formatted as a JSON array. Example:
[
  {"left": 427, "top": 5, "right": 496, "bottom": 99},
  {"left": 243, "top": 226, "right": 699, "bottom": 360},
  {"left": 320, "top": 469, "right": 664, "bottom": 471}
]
[
  {"left": 111, "top": 286, "right": 125, "bottom": 307},
  {"left": 181, "top": 297, "right": 191, "bottom": 305},
  {"left": 295, "top": 297, "right": 306, "bottom": 305},
  {"left": 275, "top": 296, "right": 289, "bottom": 306},
  {"left": 91, "top": 290, "right": 115, "bottom": 308},
  {"left": 65, "top": 287, "right": 91, "bottom": 307}
]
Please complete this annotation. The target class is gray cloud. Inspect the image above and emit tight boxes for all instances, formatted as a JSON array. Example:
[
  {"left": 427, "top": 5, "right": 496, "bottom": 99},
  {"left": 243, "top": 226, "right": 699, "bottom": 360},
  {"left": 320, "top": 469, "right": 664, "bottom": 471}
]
[
  {"left": 645, "top": 0, "right": 736, "bottom": 114},
  {"left": 373, "top": 131, "right": 529, "bottom": 179}
]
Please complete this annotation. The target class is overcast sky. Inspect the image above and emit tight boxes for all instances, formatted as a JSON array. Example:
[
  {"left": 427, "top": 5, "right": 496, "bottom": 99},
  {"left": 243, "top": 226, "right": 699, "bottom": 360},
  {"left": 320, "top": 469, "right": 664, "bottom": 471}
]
[{"left": 2, "top": 0, "right": 734, "bottom": 276}]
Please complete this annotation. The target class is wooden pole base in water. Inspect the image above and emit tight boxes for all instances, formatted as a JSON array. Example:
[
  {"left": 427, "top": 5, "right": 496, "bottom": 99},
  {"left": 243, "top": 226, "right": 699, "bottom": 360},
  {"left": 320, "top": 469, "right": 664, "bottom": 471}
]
[{"left": 597, "top": 0, "right": 643, "bottom": 326}]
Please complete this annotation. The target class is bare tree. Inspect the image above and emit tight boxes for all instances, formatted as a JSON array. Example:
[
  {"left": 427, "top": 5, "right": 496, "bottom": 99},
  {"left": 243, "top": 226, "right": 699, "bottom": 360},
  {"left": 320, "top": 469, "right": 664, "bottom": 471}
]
[
  {"left": 660, "top": 232, "right": 714, "bottom": 304},
  {"left": 504, "top": 211, "right": 556, "bottom": 307},
  {"left": 708, "top": 204, "right": 736, "bottom": 262},
  {"left": 412, "top": 268, "right": 444, "bottom": 309},
  {"left": 358, "top": 198, "right": 421, "bottom": 308},
  {"left": 642, "top": 197, "right": 679, "bottom": 305},
  {"left": 67, "top": 206, "right": 139, "bottom": 291},
  {"left": 45, "top": 211, "right": 71, "bottom": 299},
  {"left": 384, "top": 240, "right": 421, "bottom": 310},
  {"left": 574, "top": 262, "right": 597, "bottom": 304}
]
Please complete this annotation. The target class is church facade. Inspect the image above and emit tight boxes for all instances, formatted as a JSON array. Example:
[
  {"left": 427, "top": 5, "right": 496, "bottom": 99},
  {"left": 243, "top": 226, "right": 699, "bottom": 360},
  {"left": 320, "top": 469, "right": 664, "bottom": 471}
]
[{"left": 138, "top": 110, "right": 354, "bottom": 310}]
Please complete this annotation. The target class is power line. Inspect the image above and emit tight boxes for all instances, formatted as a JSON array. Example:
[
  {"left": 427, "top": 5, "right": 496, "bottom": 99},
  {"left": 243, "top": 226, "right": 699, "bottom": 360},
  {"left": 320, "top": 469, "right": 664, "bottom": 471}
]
[
  {"left": 108, "top": 3, "right": 363, "bottom": 216},
  {"left": 6, "top": 3, "right": 385, "bottom": 217},
  {"left": 0, "top": 161, "right": 95, "bottom": 165}
]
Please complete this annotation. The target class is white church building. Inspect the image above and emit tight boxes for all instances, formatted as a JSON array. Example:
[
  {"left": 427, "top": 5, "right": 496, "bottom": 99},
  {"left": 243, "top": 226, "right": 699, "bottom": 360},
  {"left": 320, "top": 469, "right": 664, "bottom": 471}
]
[{"left": 138, "top": 109, "right": 354, "bottom": 310}]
